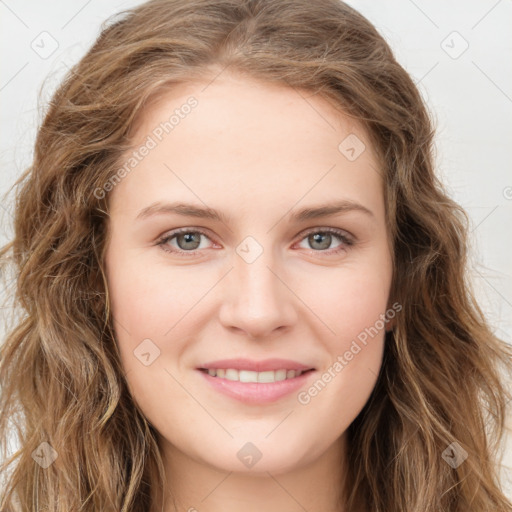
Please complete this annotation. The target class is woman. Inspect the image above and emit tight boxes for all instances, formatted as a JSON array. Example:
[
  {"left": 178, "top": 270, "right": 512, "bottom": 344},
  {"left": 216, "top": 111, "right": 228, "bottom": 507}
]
[{"left": 1, "top": 0, "right": 511, "bottom": 510}]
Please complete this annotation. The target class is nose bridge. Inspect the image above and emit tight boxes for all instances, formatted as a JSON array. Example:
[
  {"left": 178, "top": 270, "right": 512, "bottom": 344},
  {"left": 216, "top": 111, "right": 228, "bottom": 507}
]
[
  {"left": 218, "top": 235, "right": 297, "bottom": 337},
  {"left": 236, "top": 253, "right": 280, "bottom": 305}
]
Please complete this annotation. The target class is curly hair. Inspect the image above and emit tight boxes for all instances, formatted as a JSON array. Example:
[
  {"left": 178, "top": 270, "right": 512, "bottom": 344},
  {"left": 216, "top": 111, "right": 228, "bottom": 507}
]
[{"left": 1, "top": 0, "right": 511, "bottom": 510}]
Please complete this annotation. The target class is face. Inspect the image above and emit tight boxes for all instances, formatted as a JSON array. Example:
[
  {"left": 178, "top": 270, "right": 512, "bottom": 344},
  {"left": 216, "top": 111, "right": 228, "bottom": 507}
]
[{"left": 104, "top": 70, "right": 394, "bottom": 476}]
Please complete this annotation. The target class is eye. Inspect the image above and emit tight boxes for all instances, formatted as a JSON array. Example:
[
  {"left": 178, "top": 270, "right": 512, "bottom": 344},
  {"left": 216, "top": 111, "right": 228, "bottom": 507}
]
[
  {"left": 157, "top": 228, "right": 214, "bottom": 256},
  {"left": 296, "top": 228, "right": 353, "bottom": 255}
]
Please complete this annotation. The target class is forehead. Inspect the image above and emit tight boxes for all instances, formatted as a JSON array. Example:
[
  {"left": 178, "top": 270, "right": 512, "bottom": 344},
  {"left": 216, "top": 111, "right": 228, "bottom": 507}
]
[{"left": 108, "top": 71, "right": 384, "bottom": 221}]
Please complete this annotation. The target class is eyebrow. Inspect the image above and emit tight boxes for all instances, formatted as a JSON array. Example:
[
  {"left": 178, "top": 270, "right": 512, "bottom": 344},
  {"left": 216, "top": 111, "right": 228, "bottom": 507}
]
[{"left": 135, "top": 200, "right": 374, "bottom": 223}]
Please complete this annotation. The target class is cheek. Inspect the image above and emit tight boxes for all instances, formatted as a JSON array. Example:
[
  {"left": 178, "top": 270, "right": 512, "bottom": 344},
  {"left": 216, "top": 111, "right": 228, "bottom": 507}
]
[
  {"left": 295, "top": 262, "right": 392, "bottom": 343},
  {"left": 106, "top": 263, "right": 200, "bottom": 416},
  {"left": 294, "top": 273, "right": 388, "bottom": 443},
  {"left": 104, "top": 247, "right": 185, "bottom": 366},
  {"left": 106, "top": 245, "right": 204, "bottom": 335},
  {"left": 293, "top": 261, "right": 391, "bottom": 405}
]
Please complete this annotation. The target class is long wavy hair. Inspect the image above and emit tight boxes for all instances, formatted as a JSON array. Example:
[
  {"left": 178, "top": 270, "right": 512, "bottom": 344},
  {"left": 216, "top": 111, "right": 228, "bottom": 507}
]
[{"left": 1, "top": 0, "right": 511, "bottom": 510}]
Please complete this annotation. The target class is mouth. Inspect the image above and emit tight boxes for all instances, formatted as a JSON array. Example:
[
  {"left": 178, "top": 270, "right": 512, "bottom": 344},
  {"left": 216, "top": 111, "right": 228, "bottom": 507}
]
[{"left": 196, "top": 359, "right": 317, "bottom": 404}]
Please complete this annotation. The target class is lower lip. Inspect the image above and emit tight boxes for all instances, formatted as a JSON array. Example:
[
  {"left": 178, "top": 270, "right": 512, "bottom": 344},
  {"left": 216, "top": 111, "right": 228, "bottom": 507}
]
[{"left": 197, "top": 370, "right": 315, "bottom": 404}]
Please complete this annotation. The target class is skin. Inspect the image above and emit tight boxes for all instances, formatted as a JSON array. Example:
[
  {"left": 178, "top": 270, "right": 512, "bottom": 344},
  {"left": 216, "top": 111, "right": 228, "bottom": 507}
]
[{"left": 104, "top": 68, "right": 394, "bottom": 512}]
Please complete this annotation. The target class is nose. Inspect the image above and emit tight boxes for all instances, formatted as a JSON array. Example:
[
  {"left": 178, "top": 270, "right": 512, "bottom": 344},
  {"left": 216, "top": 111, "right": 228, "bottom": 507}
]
[{"left": 218, "top": 247, "right": 298, "bottom": 340}]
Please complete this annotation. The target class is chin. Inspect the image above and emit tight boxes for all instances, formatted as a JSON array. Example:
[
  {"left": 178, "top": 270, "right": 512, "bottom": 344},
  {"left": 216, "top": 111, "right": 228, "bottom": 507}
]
[{"left": 195, "top": 437, "right": 316, "bottom": 475}]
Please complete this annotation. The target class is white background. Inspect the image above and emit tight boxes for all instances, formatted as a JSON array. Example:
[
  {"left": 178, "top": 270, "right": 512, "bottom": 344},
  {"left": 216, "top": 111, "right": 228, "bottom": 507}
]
[{"left": 1, "top": 0, "right": 511, "bottom": 499}]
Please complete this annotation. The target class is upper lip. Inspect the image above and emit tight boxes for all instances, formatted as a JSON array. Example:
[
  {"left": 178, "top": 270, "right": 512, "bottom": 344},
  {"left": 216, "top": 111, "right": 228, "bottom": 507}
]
[{"left": 198, "top": 358, "right": 315, "bottom": 372}]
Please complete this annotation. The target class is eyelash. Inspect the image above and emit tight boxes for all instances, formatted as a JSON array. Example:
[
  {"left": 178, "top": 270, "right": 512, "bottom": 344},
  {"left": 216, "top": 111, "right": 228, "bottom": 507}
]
[{"left": 156, "top": 227, "right": 354, "bottom": 257}]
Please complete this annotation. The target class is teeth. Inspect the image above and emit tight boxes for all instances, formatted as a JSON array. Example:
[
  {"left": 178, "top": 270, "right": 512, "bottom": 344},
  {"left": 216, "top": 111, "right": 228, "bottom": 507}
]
[
  {"left": 239, "top": 370, "right": 258, "bottom": 383},
  {"left": 258, "top": 370, "right": 275, "bottom": 383},
  {"left": 204, "top": 368, "right": 308, "bottom": 382},
  {"left": 225, "top": 369, "right": 238, "bottom": 381},
  {"left": 275, "top": 369, "right": 287, "bottom": 381}
]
